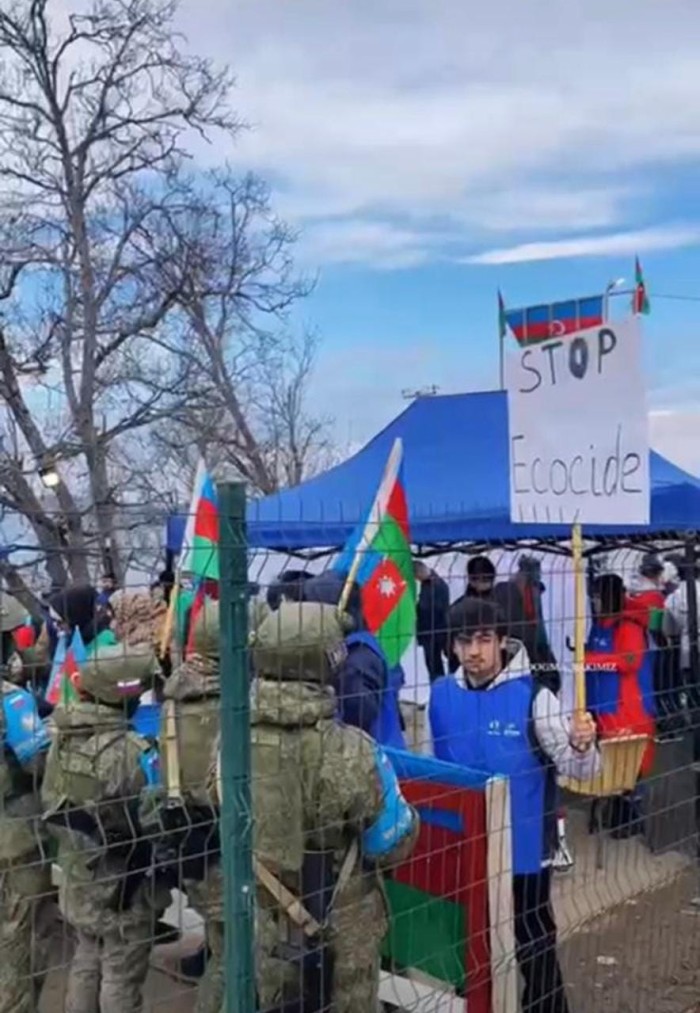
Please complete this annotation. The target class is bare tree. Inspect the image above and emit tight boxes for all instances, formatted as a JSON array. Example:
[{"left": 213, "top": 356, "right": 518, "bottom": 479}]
[
  {"left": 0, "top": 0, "right": 238, "bottom": 585},
  {"left": 148, "top": 170, "right": 332, "bottom": 495}
]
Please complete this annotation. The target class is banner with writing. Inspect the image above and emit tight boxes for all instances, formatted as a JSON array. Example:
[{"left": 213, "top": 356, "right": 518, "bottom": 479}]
[{"left": 506, "top": 318, "right": 649, "bottom": 525}]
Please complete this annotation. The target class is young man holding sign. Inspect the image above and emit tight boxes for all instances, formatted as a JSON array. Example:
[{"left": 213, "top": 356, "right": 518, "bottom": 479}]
[{"left": 430, "top": 599, "right": 598, "bottom": 1013}]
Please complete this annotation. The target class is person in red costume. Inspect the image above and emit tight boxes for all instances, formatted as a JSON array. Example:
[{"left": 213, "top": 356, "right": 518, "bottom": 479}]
[{"left": 586, "top": 573, "right": 656, "bottom": 837}]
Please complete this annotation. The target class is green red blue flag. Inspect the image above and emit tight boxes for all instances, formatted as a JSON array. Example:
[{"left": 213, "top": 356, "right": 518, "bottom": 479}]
[
  {"left": 632, "top": 256, "right": 650, "bottom": 315},
  {"left": 179, "top": 460, "right": 220, "bottom": 655},
  {"left": 502, "top": 294, "right": 604, "bottom": 345},
  {"left": 45, "top": 628, "right": 86, "bottom": 707},
  {"left": 334, "top": 438, "right": 415, "bottom": 666},
  {"left": 180, "top": 461, "right": 219, "bottom": 582}
]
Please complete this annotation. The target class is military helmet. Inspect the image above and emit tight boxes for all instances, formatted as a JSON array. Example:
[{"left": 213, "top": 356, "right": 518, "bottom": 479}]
[
  {"left": 251, "top": 601, "right": 347, "bottom": 683},
  {"left": 190, "top": 599, "right": 220, "bottom": 660},
  {"left": 77, "top": 642, "right": 156, "bottom": 705},
  {"left": 0, "top": 593, "right": 29, "bottom": 633}
]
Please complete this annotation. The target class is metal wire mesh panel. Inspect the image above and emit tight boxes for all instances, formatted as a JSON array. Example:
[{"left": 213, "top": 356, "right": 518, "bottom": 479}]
[{"left": 1, "top": 497, "right": 699, "bottom": 1013}]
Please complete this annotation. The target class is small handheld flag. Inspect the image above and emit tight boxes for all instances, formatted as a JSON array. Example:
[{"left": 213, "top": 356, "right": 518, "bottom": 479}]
[
  {"left": 633, "top": 256, "right": 650, "bottom": 315},
  {"left": 45, "top": 628, "right": 86, "bottom": 707}
]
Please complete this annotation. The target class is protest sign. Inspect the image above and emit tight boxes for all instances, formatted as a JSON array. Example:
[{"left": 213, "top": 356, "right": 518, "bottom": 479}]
[{"left": 506, "top": 318, "right": 649, "bottom": 525}]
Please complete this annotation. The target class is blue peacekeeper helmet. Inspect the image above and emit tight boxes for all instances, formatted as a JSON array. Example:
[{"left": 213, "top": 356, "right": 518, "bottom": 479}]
[{"left": 362, "top": 743, "right": 416, "bottom": 861}]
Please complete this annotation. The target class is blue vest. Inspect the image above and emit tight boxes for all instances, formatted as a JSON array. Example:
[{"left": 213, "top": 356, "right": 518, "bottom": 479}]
[
  {"left": 429, "top": 673, "right": 554, "bottom": 875},
  {"left": 2, "top": 687, "right": 51, "bottom": 765},
  {"left": 586, "top": 623, "right": 656, "bottom": 719},
  {"left": 346, "top": 631, "right": 406, "bottom": 750}
]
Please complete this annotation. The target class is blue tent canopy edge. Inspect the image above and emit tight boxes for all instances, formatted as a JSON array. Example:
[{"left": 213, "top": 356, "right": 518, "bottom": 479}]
[{"left": 166, "top": 391, "right": 700, "bottom": 551}]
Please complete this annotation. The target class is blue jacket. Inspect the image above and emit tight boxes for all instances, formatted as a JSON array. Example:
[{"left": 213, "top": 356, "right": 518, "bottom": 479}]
[
  {"left": 429, "top": 668, "right": 555, "bottom": 874},
  {"left": 344, "top": 632, "right": 406, "bottom": 749}
]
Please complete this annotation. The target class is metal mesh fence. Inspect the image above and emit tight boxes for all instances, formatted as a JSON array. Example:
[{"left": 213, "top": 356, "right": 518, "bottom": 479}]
[{"left": 0, "top": 494, "right": 698, "bottom": 1013}]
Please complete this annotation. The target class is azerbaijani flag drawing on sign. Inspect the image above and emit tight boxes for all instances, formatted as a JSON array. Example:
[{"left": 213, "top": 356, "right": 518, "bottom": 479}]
[
  {"left": 180, "top": 459, "right": 219, "bottom": 582},
  {"left": 502, "top": 294, "right": 604, "bottom": 345},
  {"left": 45, "top": 628, "right": 87, "bottom": 706},
  {"left": 334, "top": 438, "right": 415, "bottom": 666}
]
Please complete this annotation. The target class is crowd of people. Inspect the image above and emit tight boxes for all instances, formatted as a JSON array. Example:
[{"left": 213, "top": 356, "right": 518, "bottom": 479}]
[{"left": 0, "top": 544, "right": 697, "bottom": 1013}]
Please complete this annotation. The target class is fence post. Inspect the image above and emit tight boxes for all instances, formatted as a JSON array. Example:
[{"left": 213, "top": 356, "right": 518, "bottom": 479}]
[{"left": 218, "top": 481, "right": 256, "bottom": 1013}]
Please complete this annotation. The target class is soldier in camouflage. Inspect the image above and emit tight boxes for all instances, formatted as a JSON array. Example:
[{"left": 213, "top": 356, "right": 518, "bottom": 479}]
[
  {"left": 244, "top": 601, "right": 419, "bottom": 1013},
  {"left": 1, "top": 593, "right": 54, "bottom": 1013},
  {"left": 41, "top": 594, "right": 170, "bottom": 1013},
  {"left": 144, "top": 600, "right": 224, "bottom": 1013}
]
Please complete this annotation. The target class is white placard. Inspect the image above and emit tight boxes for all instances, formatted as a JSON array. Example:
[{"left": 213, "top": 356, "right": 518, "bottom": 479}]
[{"left": 506, "top": 318, "right": 649, "bottom": 525}]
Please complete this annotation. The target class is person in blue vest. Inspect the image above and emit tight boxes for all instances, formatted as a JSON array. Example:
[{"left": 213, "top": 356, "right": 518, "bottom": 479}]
[
  {"left": 302, "top": 569, "right": 407, "bottom": 748},
  {"left": 429, "top": 598, "right": 598, "bottom": 1013}
]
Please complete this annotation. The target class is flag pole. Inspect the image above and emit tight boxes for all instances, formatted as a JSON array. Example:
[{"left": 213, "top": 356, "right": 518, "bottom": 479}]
[
  {"left": 337, "top": 438, "right": 404, "bottom": 617},
  {"left": 499, "top": 330, "right": 505, "bottom": 390},
  {"left": 498, "top": 291, "right": 505, "bottom": 390}
]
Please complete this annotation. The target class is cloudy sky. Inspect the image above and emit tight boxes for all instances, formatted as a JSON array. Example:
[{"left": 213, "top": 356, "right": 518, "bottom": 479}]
[{"left": 176, "top": 0, "right": 700, "bottom": 468}]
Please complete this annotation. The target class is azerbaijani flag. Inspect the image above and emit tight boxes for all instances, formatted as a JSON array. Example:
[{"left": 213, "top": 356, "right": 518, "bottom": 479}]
[
  {"left": 334, "top": 438, "right": 415, "bottom": 667},
  {"left": 178, "top": 460, "right": 220, "bottom": 655},
  {"left": 45, "top": 628, "right": 86, "bottom": 707},
  {"left": 381, "top": 749, "right": 494, "bottom": 1010},
  {"left": 632, "top": 256, "right": 650, "bottom": 315},
  {"left": 504, "top": 294, "right": 604, "bottom": 345},
  {"left": 180, "top": 460, "right": 219, "bottom": 582},
  {"left": 498, "top": 289, "right": 507, "bottom": 341}
]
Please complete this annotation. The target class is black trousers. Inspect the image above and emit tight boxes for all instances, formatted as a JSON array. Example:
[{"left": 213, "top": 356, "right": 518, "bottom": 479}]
[{"left": 513, "top": 871, "right": 569, "bottom": 1013}]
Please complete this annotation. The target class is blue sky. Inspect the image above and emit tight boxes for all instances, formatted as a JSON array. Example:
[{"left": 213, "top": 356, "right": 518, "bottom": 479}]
[{"left": 173, "top": 0, "right": 700, "bottom": 468}]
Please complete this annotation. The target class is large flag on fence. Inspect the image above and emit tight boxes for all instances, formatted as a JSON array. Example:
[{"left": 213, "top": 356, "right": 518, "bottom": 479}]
[
  {"left": 45, "top": 628, "right": 86, "bottom": 707},
  {"left": 502, "top": 294, "right": 604, "bottom": 345},
  {"left": 334, "top": 438, "right": 415, "bottom": 666},
  {"left": 180, "top": 459, "right": 219, "bottom": 582}
]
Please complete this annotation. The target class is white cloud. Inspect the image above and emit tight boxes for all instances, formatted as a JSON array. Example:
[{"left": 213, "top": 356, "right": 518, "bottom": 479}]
[
  {"left": 649, "top": 409, "right": 700, "bottom": 477},
  {"left": 297, "top": 220, "right": 438, "bottom": 270},
  {"left": 174, "top": 0, "right": 700, "bottom": 267},
  {"left": 464, "top": 225, "right": 700, "bottom": 265}
]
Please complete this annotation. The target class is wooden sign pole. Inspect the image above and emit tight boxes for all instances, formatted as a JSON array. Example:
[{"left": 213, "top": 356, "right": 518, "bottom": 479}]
[{"left": 572, "top": 522, "right": 586, "bottom": 714}]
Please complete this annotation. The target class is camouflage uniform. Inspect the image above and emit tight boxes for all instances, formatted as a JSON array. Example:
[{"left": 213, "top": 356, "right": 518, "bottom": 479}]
[
  {"left": 156, "top": 601, "right": 223, "bottom": 1013},
  {"left": 0, "top": 594, "right": 54, "bottom": 1013},
  {"left": 247, "top": 602, "right": 419, "bottom": 1013},
  {"left": 41, "top": 613, "right": 169, "bottom": 1013}
]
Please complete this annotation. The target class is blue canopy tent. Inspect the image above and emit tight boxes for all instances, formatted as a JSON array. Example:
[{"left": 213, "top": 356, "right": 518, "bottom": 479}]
[{"left": 166, "top": 391, "right": 700, "bottom": 552}]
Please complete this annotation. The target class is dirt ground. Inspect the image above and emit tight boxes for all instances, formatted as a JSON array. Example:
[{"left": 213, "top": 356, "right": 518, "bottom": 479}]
[
  {"left": 560, "top": 869, "right": 700, "bottom": 1013},
  {"left": 39, "top": 871, "right": 699, "bottom": 1013}
]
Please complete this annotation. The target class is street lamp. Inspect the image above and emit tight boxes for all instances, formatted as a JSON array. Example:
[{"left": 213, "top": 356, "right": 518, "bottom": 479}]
[
  {"left": 38, "top": 456, "right": 60, "bottom": 488},
  {"left": 604, "top": 277, "right": 626, "bottom": 320}
]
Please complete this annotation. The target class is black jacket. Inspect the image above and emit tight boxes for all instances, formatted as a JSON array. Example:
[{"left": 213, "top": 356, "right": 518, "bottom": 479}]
[{"left": 416, "top": 572, "right": 450, "bottom": 679}]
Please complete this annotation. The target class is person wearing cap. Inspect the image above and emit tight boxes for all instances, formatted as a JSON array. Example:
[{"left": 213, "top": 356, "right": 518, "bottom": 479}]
[
  {"left": 492, "top": 556, "right": 561, "bottom": 695},
  {"left": 430, "top": 598, "right": 598, "bottom": 1013},
  {"left": 265, "top": 569, "right": 314, "bottom": 612}
]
